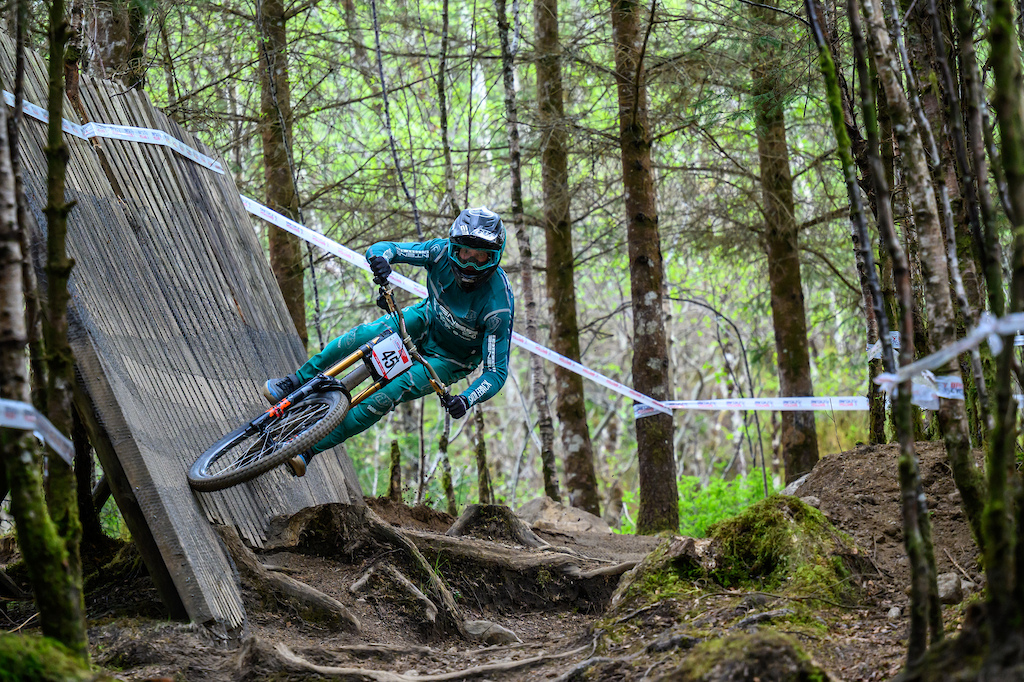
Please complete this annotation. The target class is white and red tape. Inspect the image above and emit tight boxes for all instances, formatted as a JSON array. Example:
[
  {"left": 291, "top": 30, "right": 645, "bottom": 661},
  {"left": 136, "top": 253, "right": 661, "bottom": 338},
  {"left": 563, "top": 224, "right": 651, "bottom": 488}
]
[{"left": 10, "top": 90, "right": 1022, "bottom": 426}]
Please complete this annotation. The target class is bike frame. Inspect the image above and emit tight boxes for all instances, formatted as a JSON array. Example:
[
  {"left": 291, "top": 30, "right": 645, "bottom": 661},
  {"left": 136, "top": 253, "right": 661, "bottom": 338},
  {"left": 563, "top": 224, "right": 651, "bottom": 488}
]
[{"left": 252, "top": 284, "right": 449, "bottom": 433}]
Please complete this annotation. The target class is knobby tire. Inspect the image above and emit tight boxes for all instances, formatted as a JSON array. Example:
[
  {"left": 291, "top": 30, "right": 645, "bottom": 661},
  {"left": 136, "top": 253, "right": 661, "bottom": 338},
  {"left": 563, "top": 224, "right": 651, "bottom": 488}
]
[{"left": 188, "top": 391, "right": 350, "bottom": 492}]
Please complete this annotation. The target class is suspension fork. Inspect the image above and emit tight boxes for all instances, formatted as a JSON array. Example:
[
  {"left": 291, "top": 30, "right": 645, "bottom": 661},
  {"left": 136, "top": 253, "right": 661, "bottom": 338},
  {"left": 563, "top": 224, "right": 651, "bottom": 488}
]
[{"left": 377, "top": 285, "right": 449, "bottom": 398}]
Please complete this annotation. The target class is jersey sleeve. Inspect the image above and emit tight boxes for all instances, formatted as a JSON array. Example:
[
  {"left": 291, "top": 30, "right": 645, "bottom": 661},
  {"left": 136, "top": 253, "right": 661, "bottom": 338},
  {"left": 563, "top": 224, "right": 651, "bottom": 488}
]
[
  {"left": 461, "top": 285, "right": 515, "bottom": 407},
  {"left": 365, "top": 239, "right": 447, "bottom": 269}
]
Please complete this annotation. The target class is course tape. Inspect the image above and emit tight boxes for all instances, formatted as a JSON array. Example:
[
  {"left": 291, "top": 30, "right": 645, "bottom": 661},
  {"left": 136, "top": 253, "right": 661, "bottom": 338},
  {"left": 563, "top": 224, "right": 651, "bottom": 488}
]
[
  {"left": 8, "top": 91, "right": 934, "bottom": 419},
  {"left": 0, "top": 399, "right": 74, "bottom": 465},
  {"left": 633, "top": 396, "right": 868, "bottom": 420},
  {"left": 240, "top": 198, "right": 676, "bottom": 416},
  {"left": 3, "top": 90, "right": 225, "bottom": 175},
  {"left": 875, "top": 312, "right": 1024, "bottom": 394}
]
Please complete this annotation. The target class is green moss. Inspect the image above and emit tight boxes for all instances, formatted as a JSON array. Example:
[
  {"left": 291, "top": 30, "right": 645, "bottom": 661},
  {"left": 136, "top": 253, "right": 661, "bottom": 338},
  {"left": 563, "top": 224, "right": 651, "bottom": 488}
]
[
  {"left": 0, "top": 633, "right": 96, "bottom": 681},
  {"left": 707, "top": 495, "right": 861, "bottom": 602},
  {"left": 665, "top": 630, "right": 830, "bottom": 681},
  {"left": 607, "top": 537, "right": 706, "bottom": 615}
]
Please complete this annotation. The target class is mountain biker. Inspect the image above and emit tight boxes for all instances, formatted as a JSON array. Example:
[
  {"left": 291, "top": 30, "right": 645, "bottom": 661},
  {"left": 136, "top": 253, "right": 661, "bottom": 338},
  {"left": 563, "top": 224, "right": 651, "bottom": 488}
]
[{"left": 262, "top": 207, "right": 515, "bottom": 477}]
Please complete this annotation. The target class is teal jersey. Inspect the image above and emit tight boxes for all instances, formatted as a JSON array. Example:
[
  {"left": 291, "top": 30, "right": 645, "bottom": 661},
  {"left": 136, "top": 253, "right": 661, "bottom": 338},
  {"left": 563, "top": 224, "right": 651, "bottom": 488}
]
[{"left": 366, "top": 238, "right": 515, "bottom": 407}]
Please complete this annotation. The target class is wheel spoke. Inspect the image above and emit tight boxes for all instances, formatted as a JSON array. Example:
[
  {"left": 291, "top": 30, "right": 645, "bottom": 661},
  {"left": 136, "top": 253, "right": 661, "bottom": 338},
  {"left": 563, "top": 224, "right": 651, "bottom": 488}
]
[{"left": 204, "top": 400, "right": 332, "bottom": 476}]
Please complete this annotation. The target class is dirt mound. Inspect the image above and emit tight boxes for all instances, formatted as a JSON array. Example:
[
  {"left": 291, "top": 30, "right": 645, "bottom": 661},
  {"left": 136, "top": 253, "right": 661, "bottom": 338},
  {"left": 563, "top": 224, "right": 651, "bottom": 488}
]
[
  {"left": 365, "top": 496, "right": 455, "bottom": 532},
  {"left": 793, "top": 441, "right": 982, "bottom": 589}
]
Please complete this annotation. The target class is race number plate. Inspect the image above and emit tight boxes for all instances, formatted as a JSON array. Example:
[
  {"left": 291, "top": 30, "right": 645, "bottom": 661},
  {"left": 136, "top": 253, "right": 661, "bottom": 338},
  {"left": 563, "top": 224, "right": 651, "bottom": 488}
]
[{"left": 370, "top": 332, "right": 413, "bottom": 380}]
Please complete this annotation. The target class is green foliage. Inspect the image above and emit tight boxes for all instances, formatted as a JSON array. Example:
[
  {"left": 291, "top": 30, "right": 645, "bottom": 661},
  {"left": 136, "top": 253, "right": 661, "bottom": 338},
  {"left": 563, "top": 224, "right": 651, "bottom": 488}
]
[
  {"left": 0, "top": 633, "right": 96, "bottom": 682},
  {"left": 617, "top": 471, "right": 780, "bottom": 537},
  {"left": 98, "top": 498, "right": 129, "bottom": 541}
]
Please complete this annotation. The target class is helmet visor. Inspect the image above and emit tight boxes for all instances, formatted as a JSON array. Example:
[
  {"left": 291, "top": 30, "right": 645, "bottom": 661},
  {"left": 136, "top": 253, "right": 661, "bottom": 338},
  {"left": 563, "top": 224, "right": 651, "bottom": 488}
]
[{"left": 449, "top": 241, "right": 502, "bottom": 272}]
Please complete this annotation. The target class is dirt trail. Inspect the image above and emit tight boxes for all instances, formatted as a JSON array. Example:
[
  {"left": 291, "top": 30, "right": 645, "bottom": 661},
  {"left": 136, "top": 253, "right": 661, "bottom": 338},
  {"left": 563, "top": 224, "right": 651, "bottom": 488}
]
[{"left": 0, "top": 442, "right": 981, "bottom": 681}]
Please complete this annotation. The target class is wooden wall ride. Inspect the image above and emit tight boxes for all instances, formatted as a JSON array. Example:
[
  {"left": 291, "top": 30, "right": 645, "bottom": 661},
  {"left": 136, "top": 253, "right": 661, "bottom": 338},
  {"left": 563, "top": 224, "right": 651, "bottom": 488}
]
[{"left": 0, "top": 35, "right": 363, "bottom": 637}]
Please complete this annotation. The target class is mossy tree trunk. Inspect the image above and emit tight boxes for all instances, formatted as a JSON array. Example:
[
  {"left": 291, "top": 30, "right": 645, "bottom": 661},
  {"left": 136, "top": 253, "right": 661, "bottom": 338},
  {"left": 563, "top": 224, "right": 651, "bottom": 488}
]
[
  {"left": 536, "top": 0, "right": 600, "bottom": 515},
  {"left": 983, "top": 0, "right": 1024, "bottom": 650},
  {"left": 609, "top": 0, "right": 678, "bottom": 534},
  {"left": 0, "top": 13, "right": 88, "bottom": 657},
  {"left": 40, "top": 0, "right": 88, "bottom": 659},
  {"left": 473, "top": 408, "right": 494, "bottom": 505}
]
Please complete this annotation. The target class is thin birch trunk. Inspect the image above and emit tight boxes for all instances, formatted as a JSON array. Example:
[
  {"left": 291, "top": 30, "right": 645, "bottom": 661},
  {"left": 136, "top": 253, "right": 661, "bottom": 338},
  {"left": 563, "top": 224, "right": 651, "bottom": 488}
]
[
  {"left": 865, "top": 0, "right": 986, "bottom": 551},
  {"left": 495, "top": 0, "right": 561, "bottom": 502},
  {"left": 853, "top": 0, "right": 934, "bottom": 663}
]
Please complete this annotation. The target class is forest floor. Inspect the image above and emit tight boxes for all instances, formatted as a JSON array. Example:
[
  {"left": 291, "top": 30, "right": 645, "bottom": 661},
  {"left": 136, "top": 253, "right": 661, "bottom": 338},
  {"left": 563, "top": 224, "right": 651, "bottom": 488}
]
[{"left": 0, "top": 440, "right": 982, "bottom": 681}]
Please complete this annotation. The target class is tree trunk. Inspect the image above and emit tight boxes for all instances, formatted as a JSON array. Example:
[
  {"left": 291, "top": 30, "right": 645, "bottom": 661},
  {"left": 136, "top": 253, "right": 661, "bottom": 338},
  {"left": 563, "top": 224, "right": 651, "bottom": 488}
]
[
  {"left": 259, "top": 0, "right": 307, "bottom": 348},
  {"left": 86, "top": 0, "right": 148, "bottom": 87},
  {"left": 495, "top": 0, "right": 561, "bottom": 502},
  {"left": 535, "top": 0, "right": 600, "bottom": 515},
  {"left": 752, "top": 4, "right": 820, "bottom": 483},
  {"left": 473, "top": 409, "right": 494, "bottom": 505},
  {"left": 41, "top": 0, "right": 88, "bottom": 658},
  {"left": 609, "top": 0, "right": 678, "bottom": 534},
  {"left": 984, "top": 0, "right": 1024, "bottom": 646},
  {"left": 388, "top": 439, "right": 402, "bottom": 502},
  {"left": 0, "top": 39, "right": 88, "bottom": 658},
  {"left": 72, "top": 405, "right": 104, "bottom": 548}
]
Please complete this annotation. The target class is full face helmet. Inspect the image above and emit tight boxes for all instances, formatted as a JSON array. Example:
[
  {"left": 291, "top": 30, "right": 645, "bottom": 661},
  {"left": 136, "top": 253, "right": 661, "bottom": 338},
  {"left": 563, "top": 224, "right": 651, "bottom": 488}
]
[{"left": 447, "top": 207, "right": 506, "bottom": 290}]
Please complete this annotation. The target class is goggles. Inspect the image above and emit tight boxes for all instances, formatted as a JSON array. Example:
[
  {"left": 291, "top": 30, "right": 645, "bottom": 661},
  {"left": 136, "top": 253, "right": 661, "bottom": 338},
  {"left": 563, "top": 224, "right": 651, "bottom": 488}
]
[{"left": 449, "top": 241, "right": 502, "bottom": 271}]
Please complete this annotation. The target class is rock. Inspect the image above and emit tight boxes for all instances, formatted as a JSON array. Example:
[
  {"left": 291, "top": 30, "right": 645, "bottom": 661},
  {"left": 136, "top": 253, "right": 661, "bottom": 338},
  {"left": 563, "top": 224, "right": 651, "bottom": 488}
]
[
  {"left": 781, "top": 473, "right": 811, "bottom": 496},
  {"left": 937, "top": 572, "right": 963, "bottom": 604},
  {"left": 962, "top": 580, "right": 978, "bottom": 593},
  {"left": 515, "top": 496, "right": 611, "bottom": 534},
  {"left": 799, "top": 495, "right": 821, "bottom": 509},
  {"left": 647, "top": 633, "right": 701, "bottom": 653},
  {"left": 463, "top": 619, "right": 522, "bottom": 645},
  {"left": 887, "top": 606, "right": 902, "bottom": 619}
]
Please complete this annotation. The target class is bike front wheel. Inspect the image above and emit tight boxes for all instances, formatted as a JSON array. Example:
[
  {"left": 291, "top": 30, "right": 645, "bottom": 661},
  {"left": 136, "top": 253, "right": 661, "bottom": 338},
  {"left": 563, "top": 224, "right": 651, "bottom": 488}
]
[{"left": 188, "top": 390, "right": 350, "bottom": 492}]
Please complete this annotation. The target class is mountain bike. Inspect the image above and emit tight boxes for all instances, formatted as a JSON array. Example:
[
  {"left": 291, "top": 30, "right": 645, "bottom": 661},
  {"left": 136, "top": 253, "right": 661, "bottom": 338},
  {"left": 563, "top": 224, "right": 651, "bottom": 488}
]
[{"left": 187, "top": 284, "right": 449, "bottom": 492}]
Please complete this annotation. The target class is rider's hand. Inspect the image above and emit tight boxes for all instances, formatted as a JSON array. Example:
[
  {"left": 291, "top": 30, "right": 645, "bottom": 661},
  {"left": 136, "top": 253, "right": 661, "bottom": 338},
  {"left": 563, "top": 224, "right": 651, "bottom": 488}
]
[
  {"left": 368, "top": 255, "right": 392, "bottom": 285},
  {"left": 441, "top": 393, "right": 469, "bottom": 419}
]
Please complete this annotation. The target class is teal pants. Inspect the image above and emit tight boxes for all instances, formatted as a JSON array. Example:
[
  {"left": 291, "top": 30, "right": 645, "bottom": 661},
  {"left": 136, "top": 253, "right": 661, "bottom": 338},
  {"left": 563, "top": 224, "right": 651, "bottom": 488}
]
[{"left": 296, "top": 306, "right": 472, "bottom": 454}]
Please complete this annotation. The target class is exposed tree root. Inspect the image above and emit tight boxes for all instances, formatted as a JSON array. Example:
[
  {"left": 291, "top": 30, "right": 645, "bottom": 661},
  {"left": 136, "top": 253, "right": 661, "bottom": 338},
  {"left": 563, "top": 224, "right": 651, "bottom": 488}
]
[
  {"left": 262, "top": 639, "right": 591, "bottom": 681},
  {"left": 351, "top": 563, "right": 439, "bottom": 624},
  {"left": 214, "top": 525, "right": 360, "bottom": 632}
]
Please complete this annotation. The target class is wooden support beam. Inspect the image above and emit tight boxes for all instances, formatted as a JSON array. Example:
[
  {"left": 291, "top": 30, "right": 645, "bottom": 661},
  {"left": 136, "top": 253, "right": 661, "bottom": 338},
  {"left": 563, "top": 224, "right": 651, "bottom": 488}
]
[
  {"left": 92, "top": 475, "right": 110, "bottom": 511},
  {"left": 72, "top": 381, "right": 187, "bottom": 620}
]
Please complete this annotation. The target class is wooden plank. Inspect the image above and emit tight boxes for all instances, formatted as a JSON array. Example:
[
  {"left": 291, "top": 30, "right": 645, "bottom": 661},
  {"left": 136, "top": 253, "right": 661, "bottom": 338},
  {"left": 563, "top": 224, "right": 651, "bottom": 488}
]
[{"left": 0, "top": 31, "right": 365, "bottom": 635}]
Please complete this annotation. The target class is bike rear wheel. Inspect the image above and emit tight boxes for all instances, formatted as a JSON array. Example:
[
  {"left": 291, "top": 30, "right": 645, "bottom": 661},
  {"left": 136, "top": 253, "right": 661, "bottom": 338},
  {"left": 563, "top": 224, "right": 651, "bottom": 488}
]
[{"left": 188, "top": 390, "right": 349, "bottom": 492}]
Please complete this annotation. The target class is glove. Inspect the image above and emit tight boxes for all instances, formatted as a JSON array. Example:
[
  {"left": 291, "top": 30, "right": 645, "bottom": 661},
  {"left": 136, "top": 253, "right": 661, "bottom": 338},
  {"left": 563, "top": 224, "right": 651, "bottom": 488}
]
[
  {"left": 368, "top": 255, "right": 392, "bottom": 285},
  {"left": 441, "top": 393, "right": 469, "bottom": 419}
]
